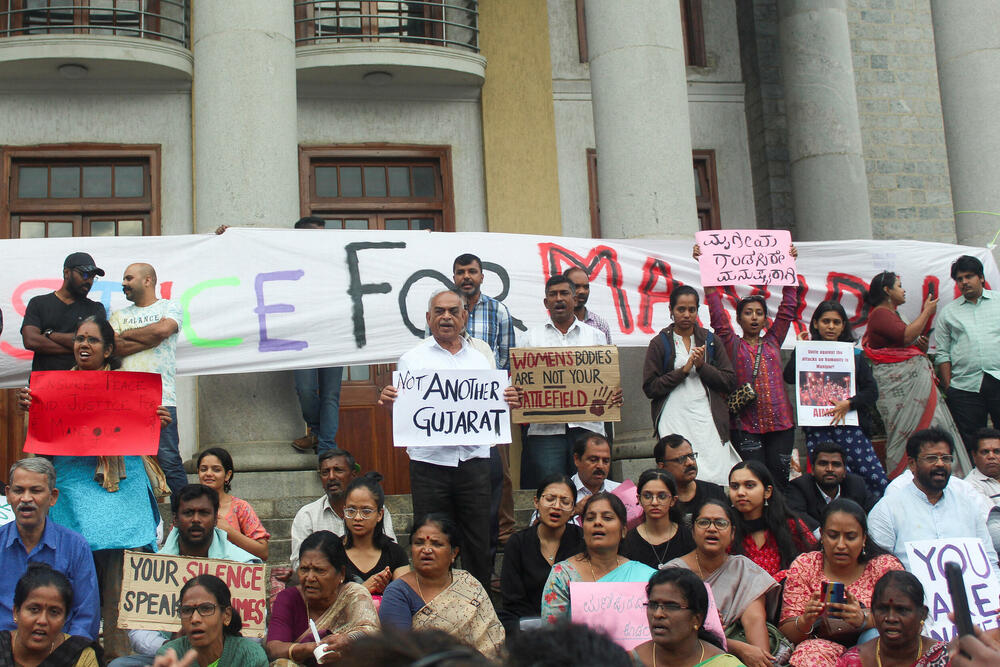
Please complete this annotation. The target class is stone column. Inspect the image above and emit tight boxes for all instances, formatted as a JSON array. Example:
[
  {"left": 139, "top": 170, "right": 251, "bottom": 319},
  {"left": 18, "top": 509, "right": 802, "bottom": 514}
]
[
  {"left": 191, "top": 1, "right": 303, "bottom": 463},
  {"left": 778, "top": 0, "right": 872, "bottom": 240},
  {"left": 584, "top": 0, "right": 699, "bottom": 239},
  {"left": 930, "top": 1, "right": 1000, "bottom": 248}
]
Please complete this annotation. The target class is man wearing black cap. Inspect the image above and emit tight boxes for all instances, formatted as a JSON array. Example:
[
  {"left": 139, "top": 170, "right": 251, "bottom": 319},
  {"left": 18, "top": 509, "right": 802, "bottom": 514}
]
[{"left": 20, "top": 252, "right": 107, "bottom": 371}]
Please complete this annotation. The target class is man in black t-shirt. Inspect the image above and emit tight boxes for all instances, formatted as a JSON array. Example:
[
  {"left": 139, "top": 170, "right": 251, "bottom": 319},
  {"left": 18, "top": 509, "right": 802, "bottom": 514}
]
[
  {"left": 654, "top": 433, "right": 728, "bottom": 525},
  {"left": 21, "top": 252, "right": 107, "bottom": 372}
]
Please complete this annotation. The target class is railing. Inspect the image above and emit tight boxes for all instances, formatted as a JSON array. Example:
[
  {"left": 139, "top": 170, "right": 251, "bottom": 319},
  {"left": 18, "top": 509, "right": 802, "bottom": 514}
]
[
  {"left": 294, "top": 0, "right": 478, "bottom": 52},
  {"left": 0, "top": 0, "right": 188, "bottom": 48}
]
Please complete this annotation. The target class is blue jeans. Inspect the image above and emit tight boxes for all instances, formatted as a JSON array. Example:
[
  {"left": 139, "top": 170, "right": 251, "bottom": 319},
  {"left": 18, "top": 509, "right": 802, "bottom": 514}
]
[
  {"left": 158, "top": 406, "right": 187, "bottom": 499},
  {"left": 293, "top": 366, "right": 344, "bottom": 454},
  {"left": 521, "top": 428, "right": 588, "bottom": 490}
]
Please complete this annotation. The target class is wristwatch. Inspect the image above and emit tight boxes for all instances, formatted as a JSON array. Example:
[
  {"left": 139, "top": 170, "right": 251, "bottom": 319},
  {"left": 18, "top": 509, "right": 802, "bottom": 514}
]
[{"left": 43, "top": 328, "right": 54, "bottom": 338}]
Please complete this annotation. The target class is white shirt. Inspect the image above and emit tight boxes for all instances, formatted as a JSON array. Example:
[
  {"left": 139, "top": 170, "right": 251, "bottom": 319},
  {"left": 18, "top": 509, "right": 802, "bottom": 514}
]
[
  {"left": 519, "top": 319, "right": 609, "bottom": 436},
  {"left": 396, "top": 335, "right": 499, "bottom": 467},
  {"left": 884, "top": 469, "right": 992, "bottom": 520},
  {"left": 966, "top": 467, "right": 1000, "bottom": 508},
  {"left": 289, "top": 495, "right": 397, "bottom": 570},
  {"left": 109, "top": 299, "right": 183, "bottom": 405},
  {"left": 868, "top": 479, "right": 1000, "bottom": 581}
]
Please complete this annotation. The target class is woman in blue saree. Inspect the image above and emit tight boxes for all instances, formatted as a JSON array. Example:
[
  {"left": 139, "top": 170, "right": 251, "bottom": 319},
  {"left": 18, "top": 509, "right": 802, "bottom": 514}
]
[{"left": 541, "top": 492, "right": 655, "bottom": 622}]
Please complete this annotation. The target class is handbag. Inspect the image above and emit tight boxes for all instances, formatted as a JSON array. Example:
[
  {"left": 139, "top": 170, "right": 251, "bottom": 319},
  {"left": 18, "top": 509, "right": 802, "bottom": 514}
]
[
  {"left": 727, "top": 339, "right": 765, "bottom": 414},
  {"left": 815, "top": 609, "right": 865, "bottom": 647},
  {"left": 725, "top": 621, "right": 794, "bottom": 665}
]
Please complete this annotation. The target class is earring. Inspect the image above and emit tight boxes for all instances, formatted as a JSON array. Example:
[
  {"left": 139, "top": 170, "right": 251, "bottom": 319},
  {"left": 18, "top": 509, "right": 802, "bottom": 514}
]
[{"left": 764, "top": 498, "right": 769, "bottom": 507}]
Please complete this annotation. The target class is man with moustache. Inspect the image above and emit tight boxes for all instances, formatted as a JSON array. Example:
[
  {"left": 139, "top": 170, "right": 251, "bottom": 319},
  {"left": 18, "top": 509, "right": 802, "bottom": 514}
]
[
  {"left": 572, "top": 434, "right": 620, "bottom": 508},
  {"left": 654, "top": 434, "right": 726, "bottom": 525},
  {"left": 109, "top": 262, "right": 186, "bottom": 497},
  {"left": 518, "top": 275, "right": 621, "bottom": 490},
  {"left": 936, "top": 254, "right": 1000, "bottom": 453},
  {"left": 380, "top": 289, "right": 521, "bottom": 589},
  {"left": 21, "top": 252, "right": 106, "bottom": 371},
  {"left": 564, "top": 266, "right": 612, "bottom": 344},
  {"left": 868, "top": 427, "right": 1000, "bottom": 579},
  {"left": 965, "top": 427, "right": 1000, "bottom": 507},
  {"left": 785, "top": 441, "right": 876, "bottom": 531},
  {"left": 112, "top": 484, "right": 258, "bottom": 667},
  {"left": 0, "top": 459, "right": 99, "bottom": 640},
  {"left": 289, "top": 448, "right": 397, "bottom": 571}
]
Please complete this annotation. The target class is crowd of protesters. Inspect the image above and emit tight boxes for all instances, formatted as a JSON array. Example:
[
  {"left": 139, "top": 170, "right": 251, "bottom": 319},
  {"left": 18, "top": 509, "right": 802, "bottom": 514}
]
[{"left": 4, "top": 235, "right": 1000, "bottom": 667}]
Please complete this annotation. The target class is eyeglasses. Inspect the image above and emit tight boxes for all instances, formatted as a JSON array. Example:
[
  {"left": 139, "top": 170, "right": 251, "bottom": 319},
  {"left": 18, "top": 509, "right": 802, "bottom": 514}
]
[
  {"left": 917, "top": 455, "right": 955, "bottom": 465},
  {"left": 179, "top": 603, "right": 218, "bottom": 618},
  {"left": 640, "top": 491, "right": 672, "bottom": 503},
  {"left": 344, "top": 507, "right": 377, "bottom": 519},
  {"left": 644, "top": 601, "right": 690, "bottom": 613},
  {"left": 72, "top": 335, "right": 102, "bottom": 345},
  {"left": 694, "top": 518, "right": 731, "bottom": 530},
  {"left": 661, "top": 452, "right": 698, "bottom": 465},
  {"left": 539, "top": 494, "right": 574, "bottom": 510}
]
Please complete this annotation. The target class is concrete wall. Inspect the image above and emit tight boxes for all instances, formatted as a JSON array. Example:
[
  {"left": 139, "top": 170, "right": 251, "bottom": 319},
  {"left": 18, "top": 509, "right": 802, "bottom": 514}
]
[
  {"left": 847, "top": 0, "right": 955, "bottom": 242},
  {"left": 297, "top": 96, "right": 488, "bottom": 233}
]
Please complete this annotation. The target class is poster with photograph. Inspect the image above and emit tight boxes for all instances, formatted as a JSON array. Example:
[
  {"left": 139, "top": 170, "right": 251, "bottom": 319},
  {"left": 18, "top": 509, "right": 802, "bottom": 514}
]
[{"left": 794, "top": 341, "right": 858, "bottom": 427}]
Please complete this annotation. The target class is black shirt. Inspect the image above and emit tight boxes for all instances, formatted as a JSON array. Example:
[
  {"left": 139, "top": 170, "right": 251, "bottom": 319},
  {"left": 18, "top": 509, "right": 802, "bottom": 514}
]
[
  {"left": 676, "top": 480, "right": 728, "bottom": 526},
  {"left": 622, "top": 523, "right": 696, "bottom": 570},
  {"left": 500, "top": 523, "right": 584, "bottom": 634},
  {"left": 343, "top": 540, "right": 410, "bottom": 586},
  {"left": 21, "top": 293, "right": 106, "bottom": 371}
]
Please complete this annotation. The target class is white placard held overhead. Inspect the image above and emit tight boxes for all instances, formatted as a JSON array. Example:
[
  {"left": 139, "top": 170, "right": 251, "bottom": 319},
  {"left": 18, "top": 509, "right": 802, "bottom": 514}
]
[
  {"left": 794, "top": 341, "right": 858, "bottom": 427},
  {"left": 391, "top": 368, "right": 512, "bottom": 447}
]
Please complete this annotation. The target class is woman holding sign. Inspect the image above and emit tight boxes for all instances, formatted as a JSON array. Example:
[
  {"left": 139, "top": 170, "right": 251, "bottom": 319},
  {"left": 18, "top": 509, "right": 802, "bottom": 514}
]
[
  {"left": 695, "top": 244, "right": 800, "bottom": 489},
  {"left": 0, "top": 563, "right": 102, "bottom": 667},
  {"left": 540, "top": 493, "right": 656, "bottom": 622},
  {"left": 631, "top": 568, "right": 741, "bottom": 667},
  {"left": 156, "top": 574, "right": 267, "bottom": 667},
  {"left": 782, "top": 301, "right": 888, "bottom": 496},
  {"left": 17, "top": 315, "right": 170, "bottom": 659},
  {"left": 835, "top": 571, "right": 948, "bottom": 667},
  {"left": 863, "top": 272, "right": 970, "bottom": 479},
  {"left": 643, "top": 284, "right": 741, "bottom": 486}
]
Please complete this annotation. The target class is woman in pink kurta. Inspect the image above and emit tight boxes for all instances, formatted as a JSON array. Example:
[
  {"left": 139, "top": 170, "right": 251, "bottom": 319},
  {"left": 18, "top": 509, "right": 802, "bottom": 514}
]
[
  {"left": 779, "top": 499, "right": 903, "bottom": 667},
  {"left": 197, "top": 447, "right": 271, "bottom": 561}
]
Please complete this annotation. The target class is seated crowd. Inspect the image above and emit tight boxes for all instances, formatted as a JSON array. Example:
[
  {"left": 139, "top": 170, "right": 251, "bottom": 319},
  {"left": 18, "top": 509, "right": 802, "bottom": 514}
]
[{"left": 7, "top": 249, "right": 1000, "bottom": 667}]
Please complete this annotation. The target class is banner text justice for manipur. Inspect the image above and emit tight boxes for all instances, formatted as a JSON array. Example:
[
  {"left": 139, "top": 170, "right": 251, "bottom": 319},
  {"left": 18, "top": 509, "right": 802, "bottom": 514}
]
[{"left": 0, "top": 230, "right": 997, "bottom": 387}]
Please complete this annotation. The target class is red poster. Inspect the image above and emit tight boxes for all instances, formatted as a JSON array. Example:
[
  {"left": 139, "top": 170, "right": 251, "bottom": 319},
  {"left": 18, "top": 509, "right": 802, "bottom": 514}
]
[{"left": 24, "top": 371, "right": 162, "bottom": 456}]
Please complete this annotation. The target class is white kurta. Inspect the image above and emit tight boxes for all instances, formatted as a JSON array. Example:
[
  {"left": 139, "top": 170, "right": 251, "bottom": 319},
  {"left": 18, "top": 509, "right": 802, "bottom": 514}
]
[{"left": 656, "top": 332, "right": 741, "bottom": 486}]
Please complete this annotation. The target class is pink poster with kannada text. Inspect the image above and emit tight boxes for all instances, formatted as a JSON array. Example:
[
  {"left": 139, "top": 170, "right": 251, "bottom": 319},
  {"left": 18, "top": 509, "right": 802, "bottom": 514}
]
[
  {"left": 24, "top": 370, "right": 162, "bottom": 456},
  {"left": 696, "top": 229, "right": 797, "bottom": 286}
]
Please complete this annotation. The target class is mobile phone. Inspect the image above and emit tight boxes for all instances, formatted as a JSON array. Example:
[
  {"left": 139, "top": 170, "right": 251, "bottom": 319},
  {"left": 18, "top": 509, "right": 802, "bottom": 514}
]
[
  {"left": 928, "top": 283, "right": 937, "bottom": 298},
  {"left": 821, "top": 581, "right": 845, "bottom": 606},
  {"left": 945, "top": 561, "right": 975, "bottom": 637}
]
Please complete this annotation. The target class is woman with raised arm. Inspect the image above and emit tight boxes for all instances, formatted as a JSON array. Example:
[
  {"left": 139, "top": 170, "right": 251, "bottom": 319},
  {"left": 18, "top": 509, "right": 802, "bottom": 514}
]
[
  {"left": 862, "top": 271, "right": 969, "bottom": 478},
  {"left": 694, "top": 244, "right": 800, "bottom": 488}
]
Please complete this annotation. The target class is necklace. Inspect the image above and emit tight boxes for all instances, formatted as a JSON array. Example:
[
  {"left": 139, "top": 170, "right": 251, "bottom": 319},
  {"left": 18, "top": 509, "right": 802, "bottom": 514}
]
[
  {"left": 875, "top": 637, "right": 922, "bottom": 667},
  {"left": 652, "top": 640, "right": 704, "bottom": 667},
  {"left": 414, "top": 572, "right": 452, "bottom": 602},
  {"left": 586, "top": 555, "right": 620, "bottom": 581}
]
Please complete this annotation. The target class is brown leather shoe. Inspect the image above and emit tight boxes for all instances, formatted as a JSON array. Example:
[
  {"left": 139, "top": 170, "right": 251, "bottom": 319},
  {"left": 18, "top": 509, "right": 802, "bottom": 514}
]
[{"left": 291, "top": 432, "right": 318, "bottom": 452}]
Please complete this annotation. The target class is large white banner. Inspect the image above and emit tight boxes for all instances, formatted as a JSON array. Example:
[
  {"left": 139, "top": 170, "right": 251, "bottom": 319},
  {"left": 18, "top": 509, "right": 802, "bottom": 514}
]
[{"left": 0, "top": 230, "right": 997, "bottom": 387}]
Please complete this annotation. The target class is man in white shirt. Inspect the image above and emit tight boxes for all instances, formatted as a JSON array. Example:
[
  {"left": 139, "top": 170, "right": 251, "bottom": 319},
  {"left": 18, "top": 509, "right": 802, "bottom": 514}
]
[
  {"left": 109, "top": 263, "right": 186, "bottom": 498},
  {"left": 379, "top": 289, "right": 520, "bottom": 589},
  {"left": 289, "top": 449, "right": 396, "bottom": 570},
  {"left": 517, "top": 275, "right": 621, "bottom": 490},
  {"left": 868, "top": 427, "right": 999, "bottom": 580},
  {"left": 966, "top": 427, "right": 1000, "bottom": 508}
]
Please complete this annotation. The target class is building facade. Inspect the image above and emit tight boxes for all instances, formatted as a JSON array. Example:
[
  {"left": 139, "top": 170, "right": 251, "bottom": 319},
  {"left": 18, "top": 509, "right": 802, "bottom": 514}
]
[{"left": 0, "top": 0, "right": 997, "bottom": 498}]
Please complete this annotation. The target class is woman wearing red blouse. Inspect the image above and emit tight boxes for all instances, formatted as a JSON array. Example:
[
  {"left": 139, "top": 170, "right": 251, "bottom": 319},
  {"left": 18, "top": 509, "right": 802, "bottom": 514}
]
[
  {"left": 729, "top": 461, "right": 816, "bottom": 581},
  {"left": 862, "top": 271, "right": 970, "bottom": 478}
]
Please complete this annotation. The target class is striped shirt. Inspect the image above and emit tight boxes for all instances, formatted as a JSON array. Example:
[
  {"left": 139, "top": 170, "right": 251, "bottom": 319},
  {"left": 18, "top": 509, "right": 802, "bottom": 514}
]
[
  {"left": 935, "top": 289, "right": 1000, "bottom": 392},
  {"left": 467, "top": 293, "right": 516, "bottom": 371},
  {"left": 583, "top": 309, "right": 613, "bottom": 344}
]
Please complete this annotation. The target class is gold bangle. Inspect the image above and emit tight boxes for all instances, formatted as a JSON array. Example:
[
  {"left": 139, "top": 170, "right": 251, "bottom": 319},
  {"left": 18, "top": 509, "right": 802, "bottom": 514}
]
[
  {"left": 288, "top": 643, "right": 296, "bottom": 660},
  {"left": 795, "top": 615, "right": 809, "bottom": 634}
]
